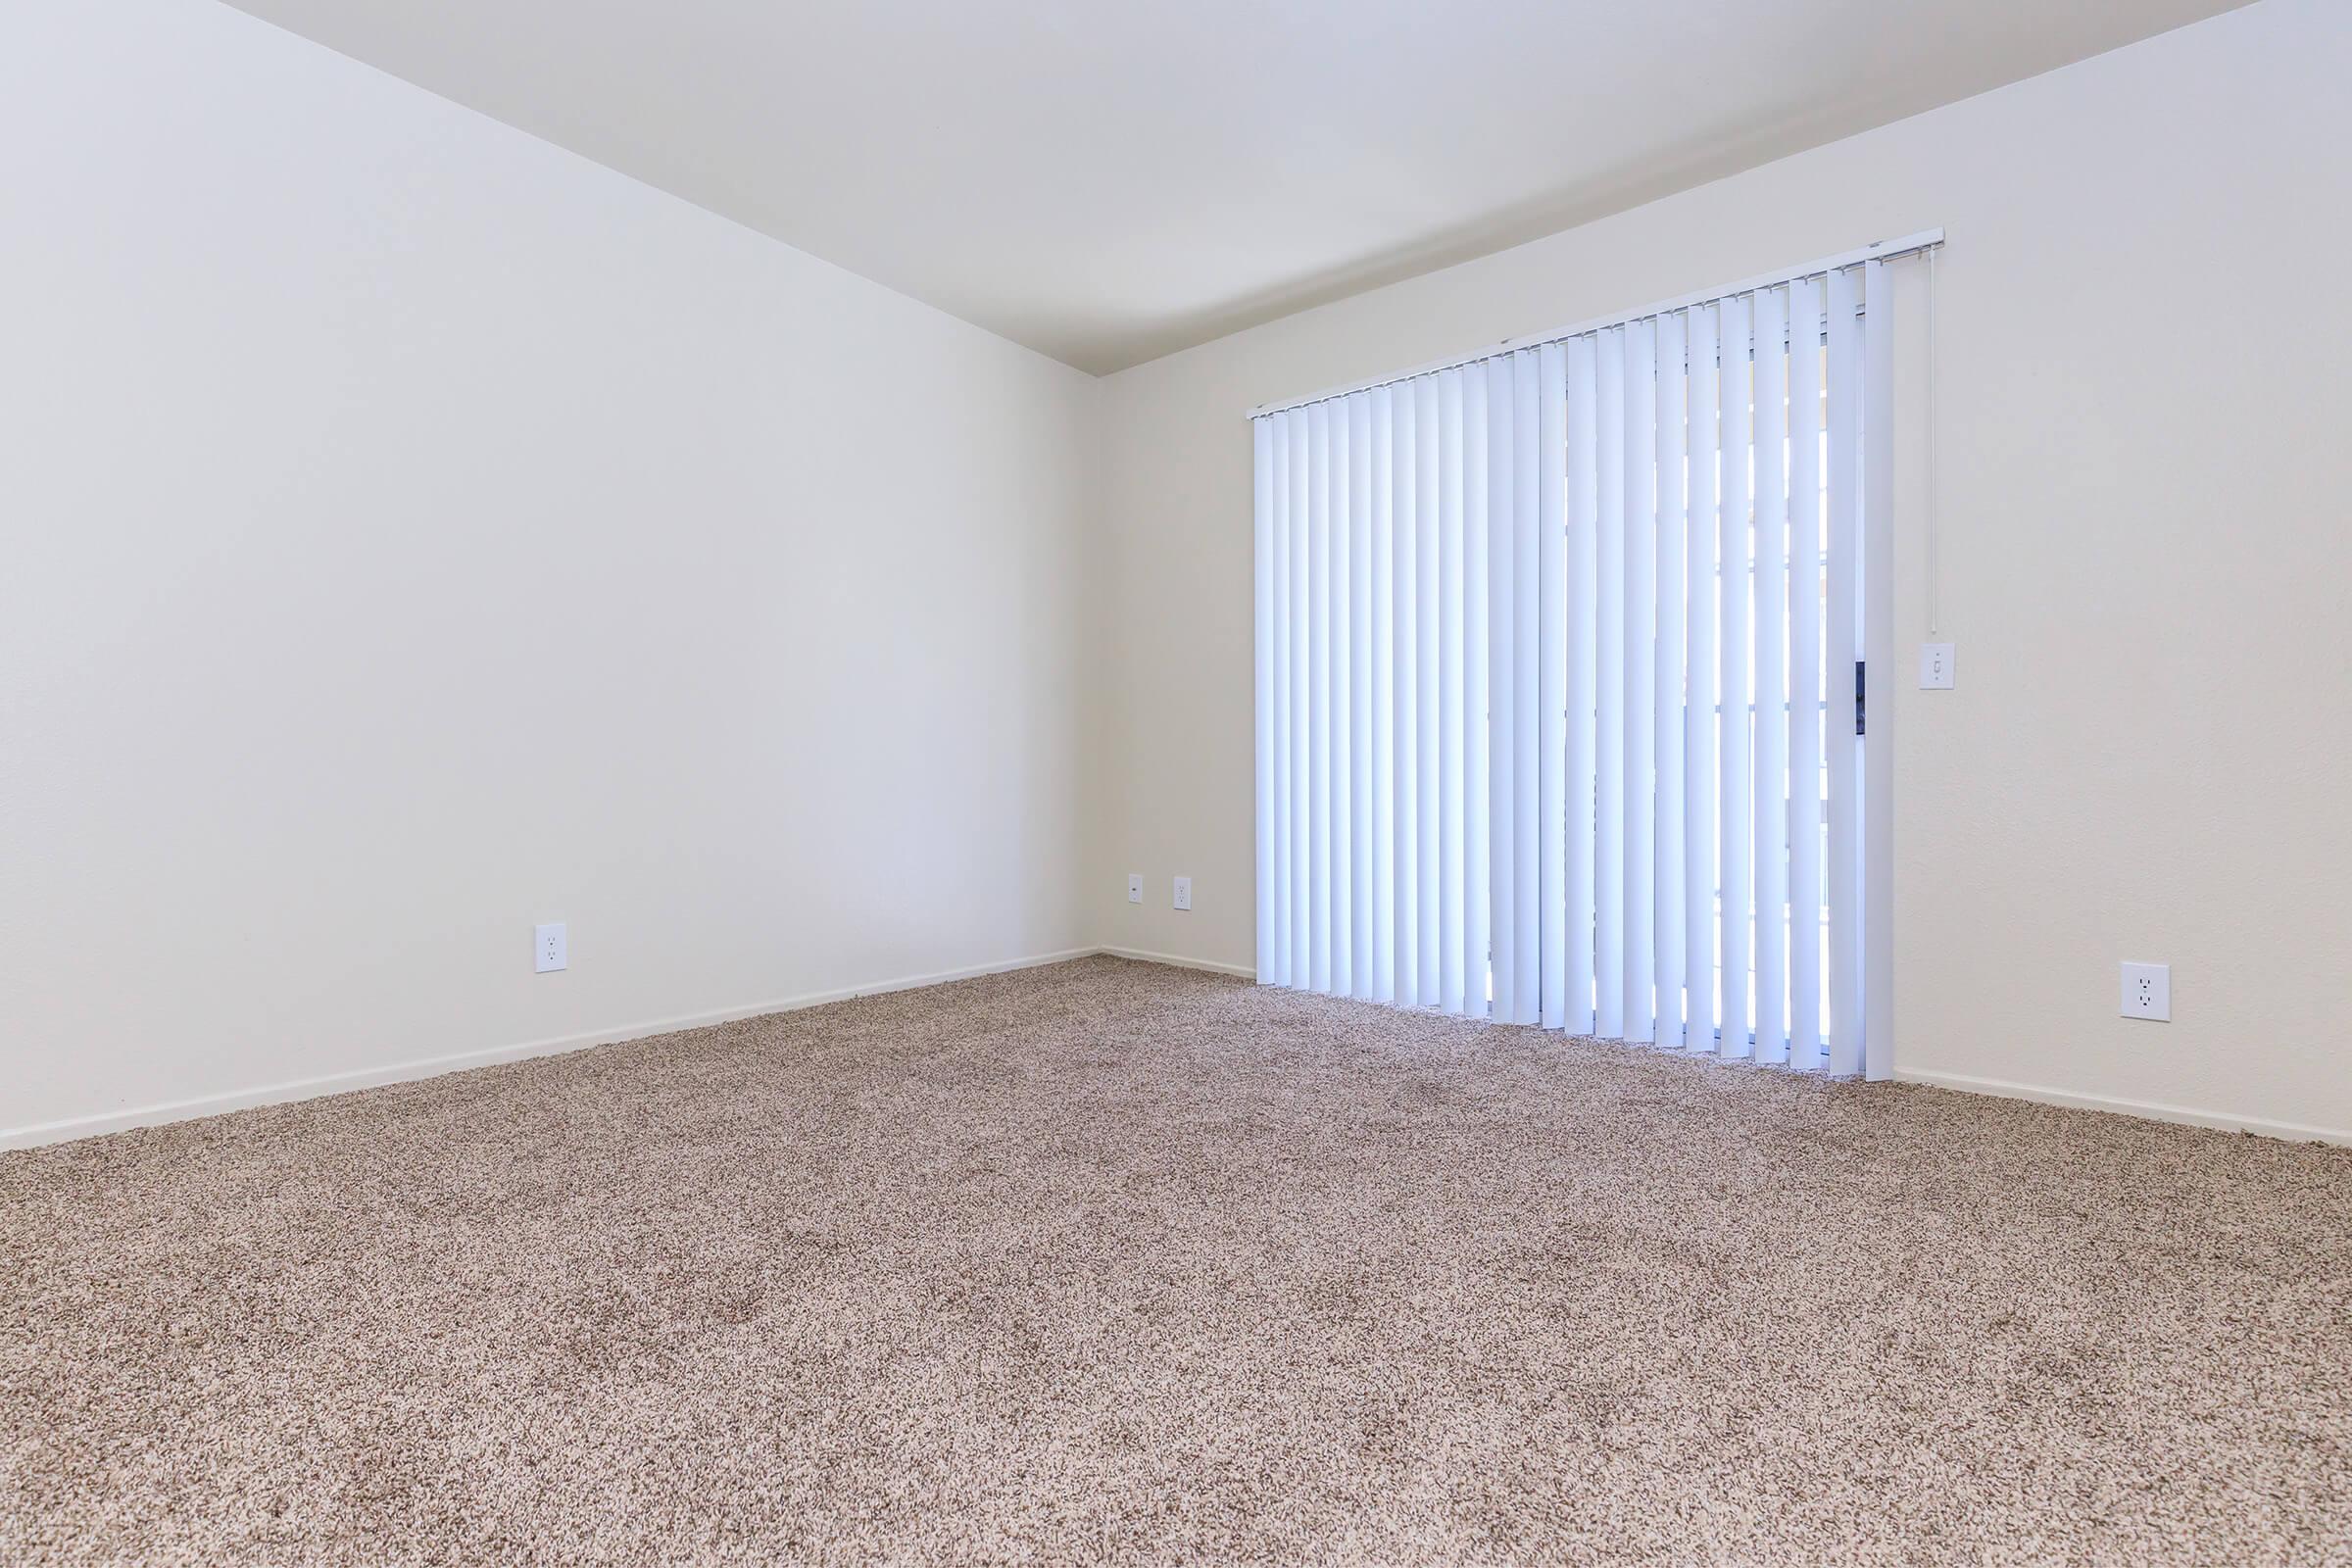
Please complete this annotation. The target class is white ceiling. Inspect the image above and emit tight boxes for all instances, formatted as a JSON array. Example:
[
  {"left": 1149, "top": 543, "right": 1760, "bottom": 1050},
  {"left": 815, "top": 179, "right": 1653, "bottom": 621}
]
[{"left": 223, "top": 0, "right": 2243, "bottom": 373}]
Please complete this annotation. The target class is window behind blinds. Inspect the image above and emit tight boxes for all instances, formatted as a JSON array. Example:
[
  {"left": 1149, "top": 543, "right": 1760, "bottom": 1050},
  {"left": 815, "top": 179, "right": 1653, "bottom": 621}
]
[{"left": 1251, "top": 245, "right": 1910, "bottom": 1078}]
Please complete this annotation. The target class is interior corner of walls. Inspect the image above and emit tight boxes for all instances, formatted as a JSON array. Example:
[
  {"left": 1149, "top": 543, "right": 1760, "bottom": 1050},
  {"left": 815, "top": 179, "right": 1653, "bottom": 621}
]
[{"left": 1093, "top": 947, "right": 1255, "bottom": 982}]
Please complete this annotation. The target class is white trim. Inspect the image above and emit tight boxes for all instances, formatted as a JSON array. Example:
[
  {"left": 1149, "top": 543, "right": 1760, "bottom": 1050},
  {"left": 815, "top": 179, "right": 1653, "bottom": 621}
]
[
  {"left": 12, "top": 952, "right": 2336, "bottom": 1153},
  {"left": 1896, "top": 1069, "right": 2352, "bottom": 1148},
  {"left": 0, "top": 947, "right": 1099, "bottom": 1152},
  {"left": 1247, "top": 228, "right": 1944, "bottom": 419},
  {"left": 1860, "top": 257, "right": 1897, "bottom": 1081},
  {"left": 1096, "top": 946, "right": 1257, "bottom": 980}
]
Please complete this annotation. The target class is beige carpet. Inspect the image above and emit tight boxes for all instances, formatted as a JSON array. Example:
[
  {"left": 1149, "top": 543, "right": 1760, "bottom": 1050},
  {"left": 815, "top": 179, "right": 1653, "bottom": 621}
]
[{"left": 4, "top": 956, "right": 2348, "bottom": 1565}]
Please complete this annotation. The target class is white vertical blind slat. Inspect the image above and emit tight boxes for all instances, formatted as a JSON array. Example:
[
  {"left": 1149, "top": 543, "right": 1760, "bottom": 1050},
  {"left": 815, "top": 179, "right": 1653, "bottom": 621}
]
[
  {"left": 1533, "top": 340, "right": 1571, "bottom": 1029},
  {"left": 1652, "top": 312, "right": 1689, "bottom": 1047},
  {"left": 1348, "top": 392, "right": 1376, "bottom": 1000},
  {"left": 1623, "top": 318, "right": 1658, "bottom": 1044},
  {"left": 1331, "top": 402, "right": 1354, "bottom": 1000},
  {"left": 1485, "top": 360, "right": 1520, "bottom": 1021},
  {"left": 1461, "top": 370, "right": 1492, "bottom": 1017},
  {"left": 1752, "top": 287, "right": 1792, "bottom": 1065},
  {"left": 1392, "top": 387, "right": 1420, "bottom": 1007},
  {"left": 1289, "top": 413, "right": 1312, "bottom": 992},
  {"left": 1718, "top": 294, "right": 1754, "bottom": 1059},
  {"left": 1254, "top": 416, "right": 1279, "bottom": 985},
  {"left": 1519, "top": 348, "right": 1550, "bottom": 1028},
  {"left": 1562, "top": 335, "right": 1599, "bottom": 1034},
  {"left": 1684, "top": 304, "right": 1720, "bottom": 1052},
  {"left": 1271, "top": 414, "right": 1295, "bottom": 986},
  {"left": 1862, "top": 259, "right": 1896, "bottom": 1082},
  {"left": 1308, "top": 403, "right": 1335, "bottom": 996},
  {"left": 1787, "top": 279, "right": 1826, "bottom": 1066},
  {"left": 1438, "top": 372, "right": 1466, "bottom": 1012},
  {"left": 1415, "top": 377, "right": 1443, "bottom": 1007},
  {"left": 1370, "top": 389, "right": 1397, "bottom": 1004},
  {"left": 1824, "top": 265, "right": 1864, "bottom": 1077},
  {"left": 1594, "top": 330, "right": 1627, "bottom": 1038}
]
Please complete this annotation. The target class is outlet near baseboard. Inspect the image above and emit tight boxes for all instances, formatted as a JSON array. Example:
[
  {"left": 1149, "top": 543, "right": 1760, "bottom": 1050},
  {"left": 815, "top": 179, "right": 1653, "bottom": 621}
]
[{"left": 2120, "top": 961, "right": 2169, "bottom": 1021}]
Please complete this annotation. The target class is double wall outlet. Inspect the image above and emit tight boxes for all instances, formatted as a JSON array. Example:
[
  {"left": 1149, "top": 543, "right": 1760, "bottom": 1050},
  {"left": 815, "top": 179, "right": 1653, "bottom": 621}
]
[
  {"left": 535, "top": 922, "right": 567, "bottom": 974},
  {"left": 1172, "top": 875, "right": 1193, "bottom": 912},
  {"left": 2120, "top": 961, "right": 2169, "bottom": 1021}
]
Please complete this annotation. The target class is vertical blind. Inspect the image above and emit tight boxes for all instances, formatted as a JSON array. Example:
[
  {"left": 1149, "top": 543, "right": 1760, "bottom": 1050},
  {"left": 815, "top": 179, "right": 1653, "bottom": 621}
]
[{"left": 1252, "top": 252, "right": 1906, "bottom": 1078}]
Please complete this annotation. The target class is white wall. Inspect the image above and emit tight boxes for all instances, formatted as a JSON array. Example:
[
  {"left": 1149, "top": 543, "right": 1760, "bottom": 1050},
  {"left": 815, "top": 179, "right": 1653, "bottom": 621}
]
[
  {"left": 1086, "top": 0, "right": 2352, "bottom": 1140},
  {"left": 0, "top": 0, "right": 1098, "bottom": 1143}
]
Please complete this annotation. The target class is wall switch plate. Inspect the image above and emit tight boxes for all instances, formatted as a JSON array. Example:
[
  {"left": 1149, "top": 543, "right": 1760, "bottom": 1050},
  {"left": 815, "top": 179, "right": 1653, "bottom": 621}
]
[
  {"left": 2120, "top": 961, "right": 2169, "bottom": 1021},
  {"left": 1127, "top": 873, "right": 1143, "bottom": 905},
  {"left": 535, "top": 922, "right": 567, "bottom": 974},
  {"left": 1172, "top": 875, "right": 1192, "bottom": 912},
  {"left": 1919, "top": 642, "right": 1955, "bottom": 689}
]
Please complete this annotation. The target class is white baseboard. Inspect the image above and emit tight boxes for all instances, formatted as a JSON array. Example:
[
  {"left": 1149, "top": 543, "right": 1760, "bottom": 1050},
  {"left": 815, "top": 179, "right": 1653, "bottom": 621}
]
[
  {"left": 1895, "top": 1068, "right": 2352, "bottom": 1148},
  {"left": 35, "top": 956, "right": 2331, "bottom": 1155},
  {"left": 0, "top": 947, "right": 1100, "bottom": 1153},
  {"left": 1095, "top": 946, "right": 1256, "bottom": 980}
]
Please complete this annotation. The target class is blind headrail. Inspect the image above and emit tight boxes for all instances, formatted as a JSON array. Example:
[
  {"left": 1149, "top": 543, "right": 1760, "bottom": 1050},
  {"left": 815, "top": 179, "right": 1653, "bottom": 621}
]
[{"left": 1245, "top": 228, "right": 1943, "bottom": 420}]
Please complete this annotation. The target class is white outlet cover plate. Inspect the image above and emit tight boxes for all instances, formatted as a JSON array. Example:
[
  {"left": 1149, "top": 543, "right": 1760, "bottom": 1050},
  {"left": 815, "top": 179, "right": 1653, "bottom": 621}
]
[
  {"left": 1919, "top": 642, "right": 1955, "bottom": 689},
  {"left": 1127, "top": 873, "right": 1143, "bottom": 904},
  {"left": 2120, "top": 960, "right": 2169, "bottom": 1021},
  {"left": 1172, "top": 875, "right": 1192, "bottom": 911},
  {"left": 535, "top": 921, "right": 568, "bottom": 973}
]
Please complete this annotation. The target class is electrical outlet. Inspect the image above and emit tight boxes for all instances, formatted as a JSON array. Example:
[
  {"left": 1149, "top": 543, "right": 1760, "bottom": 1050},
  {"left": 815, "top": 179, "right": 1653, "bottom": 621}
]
[
  {"left": 1127, "top": 873, "right": 1143, "bottom": 905},
  {"left": 2120, "top": 961, "right": 2169, "bottom": 1021},
  {"left": 535, "top": 922, "right": 567, "bottom": 974},
  {"left": 1172, "top": 875, "right": 1193, "bottom": 912},
  {"left": 1919, "top": 642, "right": 1955, "bottom": 689}
]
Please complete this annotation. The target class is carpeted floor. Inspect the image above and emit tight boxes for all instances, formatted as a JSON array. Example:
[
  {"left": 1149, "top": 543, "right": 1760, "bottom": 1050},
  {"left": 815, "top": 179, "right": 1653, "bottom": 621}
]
[{"left": 4, "top": 956, "right": 2349, "bottom": 1565}]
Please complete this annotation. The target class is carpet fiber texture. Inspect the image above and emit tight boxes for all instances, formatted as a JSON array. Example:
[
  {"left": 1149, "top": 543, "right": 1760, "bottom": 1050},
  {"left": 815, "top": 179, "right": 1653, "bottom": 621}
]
[{"left": 4, "top": 956, "right": 2349, "bottom": 1565}]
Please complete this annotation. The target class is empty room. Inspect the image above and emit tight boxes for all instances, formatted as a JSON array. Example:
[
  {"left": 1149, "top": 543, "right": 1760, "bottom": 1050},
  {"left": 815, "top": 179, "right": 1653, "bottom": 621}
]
[{"left": 5, "top": 0, "right": 2349, "bottom": 1562}]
